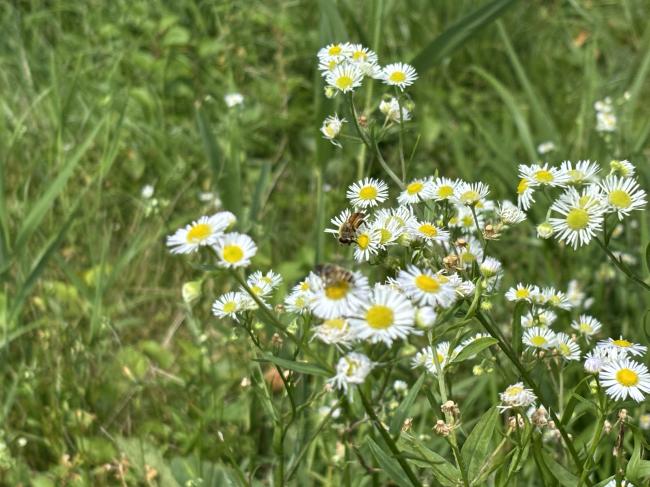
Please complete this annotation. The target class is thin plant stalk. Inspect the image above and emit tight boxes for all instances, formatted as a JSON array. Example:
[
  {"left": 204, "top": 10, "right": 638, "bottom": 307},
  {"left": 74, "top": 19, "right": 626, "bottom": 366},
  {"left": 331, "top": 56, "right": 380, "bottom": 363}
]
[{"left": 595, "top": 237, "right": 650, "bottom": 291}]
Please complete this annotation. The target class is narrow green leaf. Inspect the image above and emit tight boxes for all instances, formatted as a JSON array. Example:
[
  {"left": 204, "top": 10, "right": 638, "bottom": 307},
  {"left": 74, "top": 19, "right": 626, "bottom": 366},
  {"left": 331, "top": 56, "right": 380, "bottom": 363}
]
[
  {"left": 453, "top": 337, "right": 498, "bottom": 363},
  {"left": 390, "top": 374, "right": 425, "bottom": 435},
  {"left": 542, "top": 450, "right": 579, "bottom": 487},
  {"left": 411, "top": 0, "right": 517, "bottom": 73},
  {"left": 462, "top": 406, "right": 499, "bottom": 479},
  {"left": 366, "top": 437, "right": 412, "bottom": 487},
  {"left": 318, "top": 0, "right": 348, "bottom": 42},
  {"left": 249, "top": 361, "right": 278, "bottom": 423},
  {"left": 398, "top": 434, "right": 461, "bottom": 485},
  {"left": 258, "top": 353, "right": 331, "bottom": 377},
  {"left": 249, "top": 162, "right": 271, "bottom": 226}
]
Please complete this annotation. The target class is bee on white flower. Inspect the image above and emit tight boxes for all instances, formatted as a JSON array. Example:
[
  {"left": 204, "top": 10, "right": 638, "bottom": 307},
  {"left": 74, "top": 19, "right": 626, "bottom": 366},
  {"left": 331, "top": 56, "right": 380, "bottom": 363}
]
[
  {"left": 505, "top": 283, "right": 540, "bottom": 302},
  {"left": 519, "top": 163, "right": 570, "bottom": 188},
  {"left": 560, "top": 160, "right": 600, "bottom": 185},
  {"left": 346, "top": 177, "right": 389, "bottom": 208},
  {"left": 396, "top": 265, "right": 458, "bottom": 308},
  {"left": 523, "top": 327, "right": 556, "bottom": 350},
  {"left": 166, "top": 213, "right": 233, "bottom": 254},
  {"left": 571, "top": 315, "right": 602, "bottom": 340},
  {"left": 214, "top": 233, "right": 257, "bottom": 268},
  {"left": 598, "top": 175, "right": 647, "bottom": 220},
  {"left": 498, "top": 382, "right": 537, "bottom": 411},
  {"left": 600, "top": 358, "right": 650, "bottom": 402},
  {"left": 329, "top": 352, "right": 374, "bottom": 392},
  {"left": 379, "top": 97, "right": 412, "bottom": 123},
  {"left": 381, "top": 62, "right": 418, "bottom": 90},
  {"left": 597, "top": 337, "right": 647, "bottom": 357},
  {"left": 549, "top": 186, "right": 606, "bottom": 249},
  {"left": 398, "top": 178, "right": 434, "bottom": 205},
  {"left": 554, "top": 333, "right": 581, "bottom": 361},
  {"left": 320, "top": 114, "right": 347, "bottom": 147}
]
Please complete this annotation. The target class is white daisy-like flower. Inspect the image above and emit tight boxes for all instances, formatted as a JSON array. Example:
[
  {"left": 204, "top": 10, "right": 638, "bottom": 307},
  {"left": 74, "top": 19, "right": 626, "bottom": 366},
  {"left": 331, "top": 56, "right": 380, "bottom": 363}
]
[
  {"left": 456, "top": 237, "right": 484, "bottom": 269},
  {"left": 600, "top": 358, "right": 650, "bottom": 402},
  {"left": 396, "top": 265, "right": 458, "bottom": 308},
  {"left": 610, "top": 159, "right": 635, "bottom": 178},
  {"left": 393, "top": 380, "right": 408, "bottom": 394},
  {"left": 455, "top": 181, "right": 490, "bottom": 206},
  {"left": 214, "top": 232, "right": 257, "bottom": 268},
  {"left": 541, "top": 287, "right": 572, "bottom": 310},
  {"left": 317, "top": 42, "right": 350, "bottom": 61},
  {"left": 370, "top": 217, "right": 402, "bottom": 246},
  {"left": 309, "top": 270, "right": 370, "bottom": 320},
  {"left": 318, "top": 57, "right": 341, "bottom": 76},
  {"left": 347, "top": 43, "right": 378, "bottom": 65},
  {"left": 516, "top": 177, "right": 536, "bottom": 211},
  {"left": 537, "top": 141, "right": 556, "bottom": 155},
  {"left": 247, "top": 271, "right": 281, "bottom": 292},
  {"left": 571, "top": 315, "right": 602, "bottom": 339},
  {"left": 521, "top": 310, "right": 557, "bottom": 328},
  {"left": 505, "top": 283, "right": 540, "bottom": 302},
  {"left": 329, "top": 352, "right": 374, "bottom": 392},
  {"left": 326, "top": 63, "right": 363, "bottom": 93},
  {"left": 560, "top": 160, "right": 600, "bottom": 185},
  {"left": 285, "top": 289, "right": 312, "bottom": 314},
  {"left": 353, "top": 228, "right": 382, "bottom": 262},
  {"left": 398, "top": 178, "right": 434, "bottom": 205},
  {"left": 519, "top": 163, "right": 570, "bottom": 188},
  {"left": 554, "top": 333, "right": 581, "bottom": 361},
  {"left": 346, "top": 177, "right": 389, "bottom": 208},
  {"left": 597, "top": 337, "right": 647, "bottom": 357},
  {"left": 212, "top": 292, "right": 245, "bottom": 321},
  {"left": 376, "top": 206, "right": 418, "bottom": 232},
  {"left": 243, "top": 277, "right": 273, "bottom": 302},
  {"left": 598, "top": 175, "right": 647, "bottom": 220},
  {"left": 379, "top": 97, "right": 411, "bottom": 123},
  {"left": 566, "top": 280, "right": 587, "bottom": 308},
  {"left": 549, "top": 186, "right": 606, "bottom": 249},
  {"left": 596, "top": 111, "right": 617, "bottom": 132},
  {"left": 449, "top": 205, "right": 483, "bottom": 232},
  {"left": 349, "top": 285, "right": 416, "bottom": 345},
  {"left": 497, "top": 201, "right": 527, "bottom": 224},
  {"left": 584, "top": 348, "right": 610, "bottom": 373},
  {"left": 523, "top": 327, "right": 556, "bottom": 350},
  {"left": 381, "top": 62, "right": 418, "bottom": 90},
  {"left": 320, "top": 114, "right": 346, "bottom": 147},
  {"left": 408, "top": 219, "right": 449, "bottom": 245},
  {"left": 259, "top": 270, "right": 283, "bottom": 289},
  {"left": 325, "top": 208, "right": 356, "bottom": 238},
  {"left": 224, "top": 92, "right": 244, "bottom": 108},
  {"left": 431, "top": 177, "right": 459, "bottom": 201},
  {"left": 456, "top": 279, "right": 476, "bottom": 298},
  {"left": 412, "top": 342, "right": 456, "bottom": 374},
  {"left": 313, "top": 317, "right": 356, "bottom": 345},
  {"left": 479, "top": 257, "right": 502, "bottom": 278},
  {"left": 415, "top": 306, "right": 438, "bottom": 329},
  {"left": 498, "top": 382, "right": 537, "bottom": 411},
  {"left": 166, "top": 213, "right": 232, "bottom": 254}
]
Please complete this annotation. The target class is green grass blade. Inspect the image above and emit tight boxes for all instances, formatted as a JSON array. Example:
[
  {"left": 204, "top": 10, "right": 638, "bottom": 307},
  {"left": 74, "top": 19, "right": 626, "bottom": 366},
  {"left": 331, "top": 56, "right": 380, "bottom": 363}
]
[{"left": 411, "top": 0, "right": 518, "bottom": 73}]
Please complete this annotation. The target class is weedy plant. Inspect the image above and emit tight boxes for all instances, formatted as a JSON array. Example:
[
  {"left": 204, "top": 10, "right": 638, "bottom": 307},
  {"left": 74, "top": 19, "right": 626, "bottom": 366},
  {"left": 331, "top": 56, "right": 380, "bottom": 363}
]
[{"left": 167, "top": 41, "right": 650, "bottom": 486}]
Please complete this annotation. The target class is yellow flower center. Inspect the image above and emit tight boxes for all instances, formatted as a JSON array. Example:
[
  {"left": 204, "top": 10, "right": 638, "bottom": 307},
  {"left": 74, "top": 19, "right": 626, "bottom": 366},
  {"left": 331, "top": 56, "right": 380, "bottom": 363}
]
[
  {"left": 187, "top": 223, "right": 212, "bottom": 243},
  {"left": 324, "top": 124, "right": 337, "bottom": 137},
  {"left": 613, "top": 339, "right": 632, "bottom": 348},
  {"left": 379, "top": 228, "right": 392, "bottom": 244},
  {"left": 559, "top": 343, "right": 571, "bottom": 356},
  {"left": 460, "top": 190, "right": 479, "bottom": 204},
  {"left": 335, "top": 75, "right": 353, "bottom": 90},
  {"left": 507, "top": 385, "right": 524, "bottom": 396},
  {"left": 566, "top": 208, "right": 589, "bottom": 230},
  {"left": 461, "top": 252, "right": 476, "bottom": 264},
  {"left": 517, "top": 178, "right": 529, "bottom": 194},
  {"left": 222, "top": 244, "right": 244, "bottom": 263},
  {"left": 352, "top": 50, "right": 366, "bottom": 60},
  {"left": 530, "top": 336, "right": 547, "bottom": 347},
  {"left": 432, "top": 353, "right": 445, "bottom": 365},
  {"left": 324, "top": 318, "right": 346, "bottom": 330},
  {"left": 356, "top": 234, "right": 370, "bottom": 249},
  {"left": 438, "top": 185, "right": 454, "bottom": 199},
  {"left": 329, "top": 45, "right": 342, "bottom": 56},
  {"left": 250, "top": 285, "right": 263, "bottom": 295},
  {"left": 366, "top": 305, "right": 394, "bottom": 329},
  {"left": 568, "top": 169, "right": 584, "bottom": 182},
  {"left": 608, "top": 189, "right": 632, "bottom": 209},
  {"left": 616, "top": 368, "right": 639, "bottom": 387},
  {"left": 325, "top": 281, "right": 349, "bottom": 300},
  {"left": 415, "top": 274, "right": 440, "bottom": 293},
  {"left": 407, "top": 181, "right": 423, "bottom": 195},
  {"left": 579, "top": 323, "right": 592, "bottom": 333},
  {"left": 515, "top": 288, "right": 530, "bottom": 299},
  {"left": 389, "top": 71, "right": 406, "bottom": 83},
  {"left": 461, "top": 215, "right": 474, "bottom": 227},
  {"left": 222, "top": 301, "right": 237, "bottom": 313},
  {"left": 534, "top": 170, "right": 554, "bottom": 183},
  {"left": 418, "top": 223, "right": 438, "bottom": 237},
  {"left": 299, "top": 281, "right": 309, "bottom": 291},
  {"left": 358, "top": 185, "right": 378, "bottom": 200}
]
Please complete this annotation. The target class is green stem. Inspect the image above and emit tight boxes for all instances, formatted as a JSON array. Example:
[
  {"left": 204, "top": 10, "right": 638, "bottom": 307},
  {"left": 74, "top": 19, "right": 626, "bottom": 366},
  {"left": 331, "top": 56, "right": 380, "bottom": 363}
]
[
  {"left": 595, "top": 237, "right": 650, "bottom": 291},
  {"left": 577, "top": 413, "right": 604, "bottom": 486},
  {"left": 474, "top": 310, "right": 586, "bottom": 480},
  {"left": 358, "top": 388, "right": 422, "bottom": 487}
]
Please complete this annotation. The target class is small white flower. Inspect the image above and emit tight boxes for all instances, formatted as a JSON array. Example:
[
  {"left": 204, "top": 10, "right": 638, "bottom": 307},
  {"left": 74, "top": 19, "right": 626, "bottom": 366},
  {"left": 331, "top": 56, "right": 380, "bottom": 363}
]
[
  {"left": 379, "top": 97, "right": 412, "bottom": 123},
  {"left": 536, "top": 221, "right": 554, "bottom": 239},
  {"left": 610, "top": 159, "right": 635, "bottom": 178},
  {"left": 497, "top": 201, "right": 527, "bottom": 224},
  {"left": 596, "top": 110, "right": 617, "bottom": 132},
  {"left": 597, "top": 337, "right": 647, "bottom": 357},
  {"left": 541, "top": 287, "right": 572, "bottom": 310},
  {"left": 309, "top": 270, "right": 370, "bottom": 320},
  {"left": 141, "top": 184, "right": 155, "bottom": 199},
  {"left": 353, "top": 228, "right": 382, "bottom": 262},
  {"left": 381, "top": 62, "right": 418, "bottom": 90},
  {"left": 398, "top": 178, "right": 434, "bottom": 205},
  {"left": 370, "top": 216, "right": 402, "bottom": 246},
  {"left": 456, "top": 279, "right": 476, "bottom": 298},
  {"left": 600, "top": 358, "right": 650, "bottom": 402},
  {"left": 431, "top": 177, "right": 459, "bottom": 201},
  {"left": 212, "top": 292, "right": 245, "bottom": 321},
  {"left": 537, "top": 141, "right": 556, "bottom": 155},
  {"left": 415, "top": 306, "right": 438, "bottom": 329},
  {"left": 560, "top": 160, "right": 600, "bottom": 185},
  {"left": 166, "top": 213, "right": 232, "bottom": 254},
  {"left": 285, "top": 289, "right": 312, "bottom": 315},
  {"left": 326, "top": 63, "right": 364, "bottom": 93},
  {"left": 554, "top": 333, "right": 581, "bottom": 361},
  {"left": 455, "top": 181, "right": 490, "bottom": 206},
  {"left": 317, "top": 42, "right": 350, "bottom": 61},
  {"left": 347, "top": 44, "right": 378, "bottom": 65},
  {"left": 224, "top": 92, "right": 244, "bottom": 108},
  {"left": 516, "top": 177, "right": 536, "bottom": 211},
  {"left": 498, "top": 382, "right": 537, "bottom": 411},
  {"left": 571, "top": 315, "right": 602, "bottom": 339},
  {"left": 397, "top": 265, "right": 458, "bottom": 308},
  {"left": 479, "top": 257, "right": 502, "bottom": 278},
  {"left": 519, "top": 163, "right": 570, "bottom": 188},
  {"left": 346, "top": 177, "right": 389, "bottom": 208},
  {"left": 413, "top": 342, "right": 456, "bottom": 375},
  {"left": 521, "top": 310, "right": 557, "bottom": 328},
  {"left": 505, "top": 283, "right": 540, "bottom": 302},
  {"left": 549, "top": 186, "right": 606, "bottom": 249},
  {"left": 329, "top": 352, "right": 374, "bottom": 392},
  {"left": 321, "top": 114, "right": 347, "bottom": 147},
  {"left": 456, "top": 237, "right": 484, "bottom": 269},
  {"left": 214, "top": 232, "right": 257, "bottom": 268},
  {"left": 408, "top": 219, "right": 449, "bottom": 245},
  {"left": 393, "top": 380, "right": 408, "bottom": 394},
  {"left": 598, "top": 175, "right": 647, "bottom": 220},
  {"left": 313, "top": 317, "right": 356, "bottom": 345},
  {"left": 523, "top": 327, "right": 556, "bottom": 350}
]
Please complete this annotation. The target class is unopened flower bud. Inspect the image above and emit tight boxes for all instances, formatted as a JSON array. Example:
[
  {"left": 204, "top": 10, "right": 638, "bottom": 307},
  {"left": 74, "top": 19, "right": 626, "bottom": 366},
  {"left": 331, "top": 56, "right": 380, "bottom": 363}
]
[
  {"left": 604, "top": 420, "right": 612, "bottom": 434},
  {"left": 536, "top": 222, "right": 554, "bottom": 239},
  {"left": 441, "top": 401, "right": 460, "bottom": 417},
  {"left": 324, "top": 86, "right": 337, "bottom": 99},
  {"left": 434, "top": 420, "right": 451, "bottom": 437},
  {"left": 402, "top": 418, "right": 413, "bottom": 432},
  {"left": 531, "top": 406, "right": 548, "bottom": 428},
  {"left": 182, "top": 280, "right": 202, "bottom": 305},
  {"left": 618, "top": 409, "right": 628, "bottom": 422}
]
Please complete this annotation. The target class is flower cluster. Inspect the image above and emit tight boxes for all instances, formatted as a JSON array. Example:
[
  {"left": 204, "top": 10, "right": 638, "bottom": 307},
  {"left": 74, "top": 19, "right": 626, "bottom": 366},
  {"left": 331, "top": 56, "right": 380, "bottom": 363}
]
[{"left": 515, "top": 159, "right": 646, "bottom": 249}]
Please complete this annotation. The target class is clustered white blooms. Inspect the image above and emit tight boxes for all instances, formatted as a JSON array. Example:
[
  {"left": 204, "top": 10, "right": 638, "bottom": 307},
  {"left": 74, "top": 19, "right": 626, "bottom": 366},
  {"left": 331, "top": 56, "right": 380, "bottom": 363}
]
[
  {"left": 594, "top": 97, "right": 616, "bottom": 133},
  {"left": 515, "top": 158, "right": 646, "bottom": 249}
]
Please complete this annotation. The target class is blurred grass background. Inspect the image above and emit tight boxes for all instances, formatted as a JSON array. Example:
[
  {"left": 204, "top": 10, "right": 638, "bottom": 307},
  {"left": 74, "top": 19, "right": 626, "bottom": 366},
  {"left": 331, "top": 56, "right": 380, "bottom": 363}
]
[{"left": 1, "top": 0, "right": 650, "bottom": 484}]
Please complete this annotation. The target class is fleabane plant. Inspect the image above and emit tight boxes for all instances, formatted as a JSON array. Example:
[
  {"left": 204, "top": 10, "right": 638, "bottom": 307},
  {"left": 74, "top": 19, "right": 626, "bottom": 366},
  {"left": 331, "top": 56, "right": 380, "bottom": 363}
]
[{"left": 166, "top": 42, "right": 650, "bottom": 486}]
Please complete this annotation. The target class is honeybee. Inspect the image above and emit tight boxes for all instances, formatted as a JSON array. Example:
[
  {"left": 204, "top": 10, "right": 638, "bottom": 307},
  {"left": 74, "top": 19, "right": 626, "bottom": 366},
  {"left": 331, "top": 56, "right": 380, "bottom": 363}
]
[
  {"left": 315, "top": 263, "right": 355, "bottom": 286},
  {"left": 338, "top": 211, "right": 365, "bottom": 244}
]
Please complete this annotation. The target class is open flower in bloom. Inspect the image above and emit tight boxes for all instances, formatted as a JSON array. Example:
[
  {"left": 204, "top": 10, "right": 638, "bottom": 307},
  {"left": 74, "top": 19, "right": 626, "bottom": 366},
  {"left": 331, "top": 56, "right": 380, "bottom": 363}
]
[
  {"left": 598, "top": 175, "right": 647, "bottom": 219},
  {"left": 309, "top": 270, "right": 369, "bottom": 320},
  {"left": 370, "top": 217, "right": 402, "bottom": 246},
  {"left": 349, "top": 285, "right": 416, "bottom": 345},
  {"left": 415, "top": 306, "right": 438, "bottom": 328},
  {"left": 498, "top": 382, "right": 537, "bottom": 411},
  {"left": 166, "top": 213, "right": 232, "bottom": 254},
  {"left": 379, "top": 97, "right": 411, "bottom": 123},
  {"left": 479, "top": 257, "right": 502, "bottom": 278},
  {"left": 596, "top": 110, "right": 617, "bottom": 132},
  {"left": 554, "top": 333, "right": 581, "bottom": 361},
  {"left": 346, "top": 177, "right": 389, "bottom": 208},
  {"left": 412, "top": 342, "right": 456, "bottom": 374},
  {"left": 317, "top": 42, "right": 350, "bottom": 62},
  {"left": 353, "top": 228, "right": 382, "bottom": 262},
  {"left": 325, "top": 208, "right": 357, "bottom": 238},
  {"left": 212, "top": 292, "right": 245, "bottom": 321},
  {"left": 600, "top": 358, "right": 650, "bottom": 402},
  {"left": 537, "top": 141, "right": 556, "bottom": 154},
  {"left": 549, "top": 187, "right": 605, "bottom": 249},
  {"left": 214, "top": 233, "right": 257, "bottom": 268},
  {"left": 397, "top": 266, "right": 458, "bottom": 308},
  {"left": 571, "top": 315, "right": 602, "bottom": 339},
  {"left": 519, "top": 163, "right": 570, "bottom": 188},
  {"left": 560, "top": 160, "right": 600, "bottom": 185},
  {"left": 516, "top": 177, "right": 536, "bottom": 211},
  {"left": 329, "top": 352, "right": 374, "bottom": 392},
  {"left": 326, "top": 63, "right": 363, "bottom": 93},
  {"left": 610, "top": 159, "right": 635, "bottom": 178},
  {"left": 497, "top": 201, "right": 527, "bottom": 224},
  {"left": 521, "top": 310, "right": 557, "bottom": 328},
  {"left": 541, "top": 287, "right": 572, "bottom": 310},
  {"left": 408, "top": 219, "right": 449, "bottom": 245},
  {"left": 457, "top": 238, "right": 484, "bottom": 269},
  {"left": 285, "top": 287, "right": 312, "bottom": 315},
  {"left": 320, "top": 114, "right": 346, "bottom": 147},
  {"left": 597, "top": 337, "right": 647, "bottom": 357},
  {"left": 431, "top": 177, "right": 459, "bottom": 201},
  {"left": 455, "top": 181, "right": 490, "bottom": 206},
  {"left": 313, "top": 318, "right": 356, "bottom": 345},
  {"left": 381, "top": 62, "right": 417, "bottom": 90},
  {"left": 347, "top": 43, "right": 378, "bottom": 65},
  {"left": 224, "top": 92, "right": 244, "bottom": 108},
  {"left": 505, "top": 283, "right": 540, "bottom": 302},
  {"left": 398, "top": 178, "right": 434, "bottom": 205},
  {"left": 523, "top": 327, "right": 556, "bottom": 350}
]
